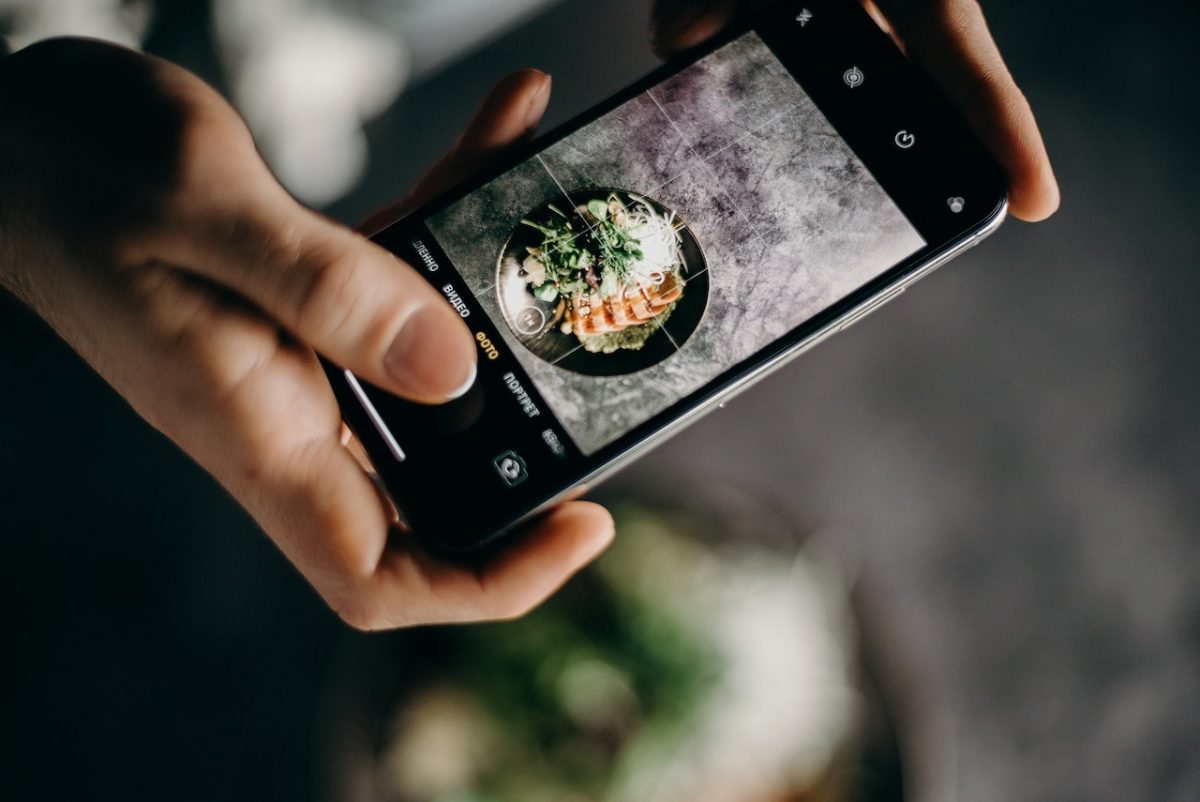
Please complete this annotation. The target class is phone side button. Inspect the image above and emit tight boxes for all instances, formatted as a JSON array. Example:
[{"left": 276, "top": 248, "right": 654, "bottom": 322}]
[
  {"left": 344, "top": 370, "right": 407, "bottom": 463},
  {"left": 838, "top": 286, "right": 905, "bottom": 334}
]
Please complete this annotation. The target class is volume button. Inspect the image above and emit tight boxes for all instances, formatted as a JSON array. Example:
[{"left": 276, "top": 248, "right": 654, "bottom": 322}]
[{"left": 839, "top": 285, "right": 906, "bottom": 333}]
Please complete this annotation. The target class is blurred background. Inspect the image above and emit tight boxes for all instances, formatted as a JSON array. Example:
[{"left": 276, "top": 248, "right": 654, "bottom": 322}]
[{"left": 1, "top": 1, "right": 1197, "bottom": 800}]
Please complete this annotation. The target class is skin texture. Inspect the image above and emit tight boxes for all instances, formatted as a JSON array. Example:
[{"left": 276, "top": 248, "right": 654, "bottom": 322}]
[
  {"left": 651, "top": 0, "right": 1061, "bottom": 221},
  {"left": 0, "top": 3, "right": 1056, "bottom": 629},
  {"left": 0, "top": 41, "right": 613, "bottom": 630}
]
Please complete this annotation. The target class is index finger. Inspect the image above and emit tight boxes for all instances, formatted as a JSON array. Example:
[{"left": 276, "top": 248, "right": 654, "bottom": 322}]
[
  {"left": 651, "top": 0, "right": 1059, "bottom": 221},
  {"left": 651, "top": 0, "right": 744, "bottom": 56},
  {"left": 872, "top": 0, "right": 1058, "bottom": 220}
]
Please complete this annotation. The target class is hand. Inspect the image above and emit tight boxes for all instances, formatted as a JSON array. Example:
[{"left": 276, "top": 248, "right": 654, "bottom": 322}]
[
  {"left": 0, "top": 40, "right": 613, "bottom": 629},
  {"left": 650, "top": 0, "right": 1060, "bottom": 221}
]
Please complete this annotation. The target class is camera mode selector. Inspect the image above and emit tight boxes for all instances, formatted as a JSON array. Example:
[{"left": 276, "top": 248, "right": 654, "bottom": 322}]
[{"left": 493, "top": 451, "right": 529, "bottom": 488}]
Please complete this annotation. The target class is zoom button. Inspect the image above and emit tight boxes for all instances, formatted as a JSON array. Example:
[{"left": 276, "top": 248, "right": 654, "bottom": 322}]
[{"left": 493, "top": 451, "right": 529, "bottom": 488}]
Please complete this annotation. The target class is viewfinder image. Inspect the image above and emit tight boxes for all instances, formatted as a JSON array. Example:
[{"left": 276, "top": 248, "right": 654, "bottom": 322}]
[
  {"left": 427, "top": 33, "right": 925, "bottom": 454},
  {"left": 496, "top": 188, "right": 710, "bottom": 376}
]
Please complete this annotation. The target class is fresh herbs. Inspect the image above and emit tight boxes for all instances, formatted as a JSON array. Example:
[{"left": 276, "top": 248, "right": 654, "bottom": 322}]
[
  {"left": 521, "top": 193, "right": 646, "bottom": 302},
  {"left": 515, "top": 191, "right": 687, "bottom": 354}
]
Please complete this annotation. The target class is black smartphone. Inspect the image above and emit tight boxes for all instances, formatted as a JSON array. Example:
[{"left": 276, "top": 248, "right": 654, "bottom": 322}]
[{"left": 323, "top": 0, "right": 1008, "bottom": 555}]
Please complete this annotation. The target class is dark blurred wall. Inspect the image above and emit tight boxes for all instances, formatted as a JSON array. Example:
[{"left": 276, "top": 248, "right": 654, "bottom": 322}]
[
  {"left": 619, "top": 3, "right": 1200, "bottom": 800},
  {"left": 2, "top": 1, "right": 1197, "bottom": 800}
]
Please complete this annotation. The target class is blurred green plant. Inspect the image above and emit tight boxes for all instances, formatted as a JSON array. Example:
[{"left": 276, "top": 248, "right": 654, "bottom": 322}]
[{"left": 382, "top": 502, "right": 725, "bottom": 802}]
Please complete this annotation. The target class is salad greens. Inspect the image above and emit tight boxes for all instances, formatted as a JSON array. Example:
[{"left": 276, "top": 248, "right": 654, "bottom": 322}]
[{"left": 521, "top": 193, "right": 646, "bottom": 302}]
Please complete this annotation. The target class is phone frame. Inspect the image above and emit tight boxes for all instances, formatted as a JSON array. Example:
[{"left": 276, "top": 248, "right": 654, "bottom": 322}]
[{"left": 326, "top": 0, "right": 1009, "bottom": 555}]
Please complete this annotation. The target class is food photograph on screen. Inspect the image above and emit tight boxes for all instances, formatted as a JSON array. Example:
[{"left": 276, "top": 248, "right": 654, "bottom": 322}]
[{"left": 426, "top": 33, "right": 926, "bottom": 454}]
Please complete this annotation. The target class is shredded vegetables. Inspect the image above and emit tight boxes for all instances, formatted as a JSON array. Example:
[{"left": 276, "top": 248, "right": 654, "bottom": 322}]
[{"left": 519, "top": 192, "right": 687, "bottom": 352}]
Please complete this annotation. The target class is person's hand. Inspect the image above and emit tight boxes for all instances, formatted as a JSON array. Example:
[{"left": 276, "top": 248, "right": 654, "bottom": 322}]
[
  {"left": 650, "top": 0, "right": 1060, "bottom": 221},
  {"left": 0, "top": 39, "right": 613, "bottom": 629}
]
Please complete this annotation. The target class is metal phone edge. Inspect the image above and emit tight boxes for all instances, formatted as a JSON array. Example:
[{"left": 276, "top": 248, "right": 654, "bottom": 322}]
[{"left": 518, "top": 200, "right": 1010, "bottom": 524}]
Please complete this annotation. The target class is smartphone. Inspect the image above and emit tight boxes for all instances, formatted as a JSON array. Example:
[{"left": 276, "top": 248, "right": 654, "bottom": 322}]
[{"left": 323, "top": 0, "right": 1008, "bottom": 555}]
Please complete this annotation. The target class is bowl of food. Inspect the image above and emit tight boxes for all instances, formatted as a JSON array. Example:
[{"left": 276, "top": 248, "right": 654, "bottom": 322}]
[{"left": 496, "top": 188, "right": 709, "bottom": 376}]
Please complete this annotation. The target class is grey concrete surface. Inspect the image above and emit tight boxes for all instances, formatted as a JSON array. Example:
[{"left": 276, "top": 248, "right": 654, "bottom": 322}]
[
  {"left": 427, "top": 32, "right": 920, "bottom": 453},
  {"left": 2, "top": 1, "right": 1197, "bottom": 801}
]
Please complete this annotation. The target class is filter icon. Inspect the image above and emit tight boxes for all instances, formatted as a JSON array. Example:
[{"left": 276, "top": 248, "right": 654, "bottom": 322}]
[{"left": 843, "top": 66, "right": 865, "bottom": 88}]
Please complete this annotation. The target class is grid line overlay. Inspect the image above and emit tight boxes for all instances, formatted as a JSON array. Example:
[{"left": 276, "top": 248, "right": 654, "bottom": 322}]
[{"left": 424, "top": 32, "right": 926, "bottom": 454}]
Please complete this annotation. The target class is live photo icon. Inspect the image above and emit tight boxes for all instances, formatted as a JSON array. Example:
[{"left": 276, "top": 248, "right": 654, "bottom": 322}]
[{"left": 797, "top": 8, "right": 814, "bottom": 26}]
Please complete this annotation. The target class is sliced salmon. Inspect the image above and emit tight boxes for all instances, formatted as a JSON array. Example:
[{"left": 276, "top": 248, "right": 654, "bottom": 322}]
[{"left": 565, "top": 273, "right": 684, "bottom": 338}]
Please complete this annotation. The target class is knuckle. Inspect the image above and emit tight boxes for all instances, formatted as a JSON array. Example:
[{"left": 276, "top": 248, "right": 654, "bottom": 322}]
[
  {"left": 176, "top": 318, "right": 276, "bottom": 411},
  {"left": 289, "top": 242, "right": 386, "bottom": 347},
  {"left": 331, "top": 595, "right": 408, "bottom": 632},
  {"left": 330, "top": 596, "right": 377, "bottom": 632}
]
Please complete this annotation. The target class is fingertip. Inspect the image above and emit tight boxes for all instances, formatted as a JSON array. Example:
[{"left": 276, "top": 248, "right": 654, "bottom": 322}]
[
  {"left": 1009, "top": 168, "right": 1061, "bottom": 222},
  {"left": 541, "top": 500, "right": 617, "bottom": 564},
  {"left": 383, "top": 300, "right": 478, "bottom": 404},
  {"left": 506, "top": 67, "right": 551, "bottom": 93},
  {"left": 651, "top": 1, "right": 736, "bottom": 58},
  {"left": 524, "top": 71, "right": 552, "bottom": 133},
  {"left": 446, "top": 360, "right": 479, "bottom": 401},
  {"left": 566, "top": 500, "right": 617, "bottom": 544},
  {"left": 462, "top": 68, "right": 554, "bottom": 153},
  {"left": 495, "top": 68, "right": 552, "bottom": 107},
  {"left": 1002, "top": 131, "right": 1061, "bottom": 221}
]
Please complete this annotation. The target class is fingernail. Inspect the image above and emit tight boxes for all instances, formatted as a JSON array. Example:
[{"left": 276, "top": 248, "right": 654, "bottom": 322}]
[
  {"left": 524, "top": 73, "right": 552, "bottom": 132},
  {"left": 448, "top": 361, "right": 478, "bottom": 400},
  {"left": 385, "top": 306, "right": 477, "bottom": 402},
  {"left": 651, "top": 0, "right": 714, "bottom": 47}
]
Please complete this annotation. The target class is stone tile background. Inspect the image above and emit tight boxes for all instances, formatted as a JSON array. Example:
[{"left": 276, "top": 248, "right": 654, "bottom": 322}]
[{"left": 427, "top": 33, "right": 923, "bottom": 453}]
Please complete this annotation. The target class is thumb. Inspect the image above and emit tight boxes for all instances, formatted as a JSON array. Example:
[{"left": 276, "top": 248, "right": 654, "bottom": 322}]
[
  {"left": 145, "top": 171, "right": 478, "bottom": 404},
  {"left": 361, "top": 68, "right": 552, "bottom": 234}
]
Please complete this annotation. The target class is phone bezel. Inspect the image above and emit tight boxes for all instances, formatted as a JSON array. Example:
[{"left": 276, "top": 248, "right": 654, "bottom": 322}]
[{"left": 330, "top": 0, "right": 1010, "bottom": 555}]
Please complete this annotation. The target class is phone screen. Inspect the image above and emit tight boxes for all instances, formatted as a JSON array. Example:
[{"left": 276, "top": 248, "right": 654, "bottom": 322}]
[
  {"left": 422, "top": 31, "right": 923, "bottom": 455},
  {"left": 334, "top": 1, "right": 1005, "bottom": 551}
]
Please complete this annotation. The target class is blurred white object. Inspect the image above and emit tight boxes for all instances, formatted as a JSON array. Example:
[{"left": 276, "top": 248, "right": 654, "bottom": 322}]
[
  {"left": 213, "top": 0, "right": 559, "bottom": 204},
  {"left": 607, "top": 533, "right": 861, "bottom": 802},
  {"left": 1, "top": 0, "right": 560, "bottom": 204},
  {"left": 361, "top": 0, "right": 559, "bottom": 79},
  {"left": 214, "top": 0, "right": 410, "bottom": 206},
  {"left": 0, "top": 0, "right": 150, "bottom": 49},
  {"left": 214, "top": 0, "right": 560, "bottom": 205}
]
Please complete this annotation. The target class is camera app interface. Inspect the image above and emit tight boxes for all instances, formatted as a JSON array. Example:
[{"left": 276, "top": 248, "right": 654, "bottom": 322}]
[{"left": 423, "top": 33, "right": 925, "bottom": 455}]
